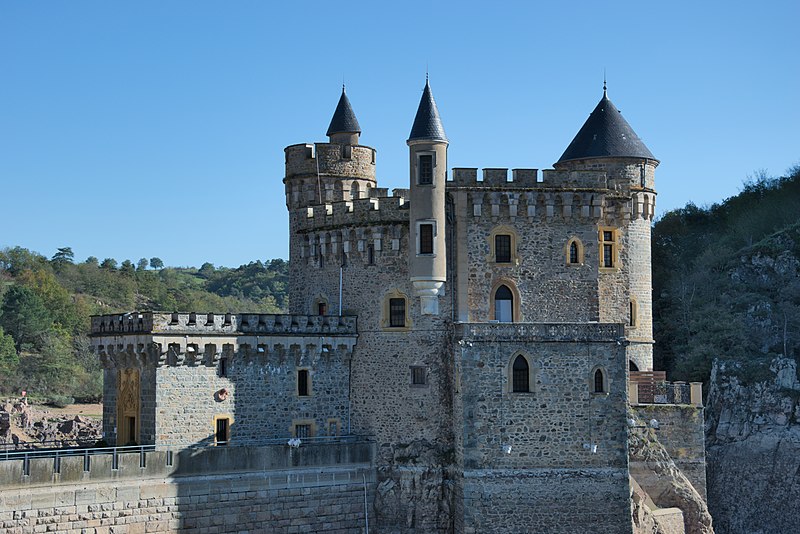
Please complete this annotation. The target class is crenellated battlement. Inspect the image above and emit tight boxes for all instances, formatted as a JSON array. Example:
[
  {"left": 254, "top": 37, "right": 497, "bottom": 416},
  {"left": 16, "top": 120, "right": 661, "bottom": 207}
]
[
  {"left": 449, "top": 167, "right": 614, "bottom": 189},
  {"left": 284, "top": 143, "right": 377, "bottom": 180},
  {"left": 90, "top": 311, "right": 357, "bottom": 336},
  {"left": 295, "top": 190, "right": 409, "bottom": 233}
]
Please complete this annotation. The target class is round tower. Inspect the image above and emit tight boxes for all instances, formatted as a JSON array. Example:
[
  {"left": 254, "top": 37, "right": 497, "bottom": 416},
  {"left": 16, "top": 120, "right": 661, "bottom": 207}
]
[
  {"left": 283, "top": 86, "right": 377, "bottom": 211},
  {"left": 407, "top": 79, "right": 448, "bottom": 315},
  {"left": 284, "top": 88, "right": 378, "bottom": 314},
  {"left": 555, "top": 85, "right": 659, "bottom": 371}
]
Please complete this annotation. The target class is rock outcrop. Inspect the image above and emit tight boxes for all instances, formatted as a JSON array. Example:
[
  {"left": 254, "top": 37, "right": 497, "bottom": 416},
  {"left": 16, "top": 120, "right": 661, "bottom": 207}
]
[
  {"left": 705, "top": 357, "right": 800, "bottom": 534},
  {"left": 0, "top": 400, "right": 102, "bottom": 449},
  {"left": 629, "top": 415, "right": 714, "bottom": 534}
]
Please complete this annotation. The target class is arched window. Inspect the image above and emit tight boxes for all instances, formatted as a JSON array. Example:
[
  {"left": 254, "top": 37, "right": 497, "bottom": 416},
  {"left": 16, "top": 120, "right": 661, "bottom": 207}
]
[
  {"left": 350, "top": 181, "right": 360, "bottom": 200},
  {"left": 512, "top": 355, "right": 529, "bottom": 392},
  {"left": 566, "top": 238, "right": 584, "bottom": 266},
  {"left": 495, "top": 285, "right": 513, "bottom": 322},
  {"left": 593, "top": 369, "right": 605, "bottom": 393}
]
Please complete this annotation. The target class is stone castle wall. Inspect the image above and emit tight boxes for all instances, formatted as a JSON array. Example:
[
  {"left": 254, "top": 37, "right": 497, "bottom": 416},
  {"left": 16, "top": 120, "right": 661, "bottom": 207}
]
[{"left": 0, "top": 442, "right": 375, "bottom": 534}]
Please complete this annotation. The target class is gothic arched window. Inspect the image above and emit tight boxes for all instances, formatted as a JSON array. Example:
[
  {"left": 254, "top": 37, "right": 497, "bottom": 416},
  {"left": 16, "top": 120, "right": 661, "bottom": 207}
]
[
  {"left": 495, "top": 285, "right": 513, "bottom": 323},
  {"left": 512, "top": 355, "right": 530, "bottom": 393},
  {"left": 594, "top": 369, "right": 605, "bottom": 393}
]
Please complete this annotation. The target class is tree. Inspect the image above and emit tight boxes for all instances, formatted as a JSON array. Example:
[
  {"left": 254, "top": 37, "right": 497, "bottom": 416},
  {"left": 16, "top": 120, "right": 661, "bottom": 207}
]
[
  {"left": 0, "top": 285, "right": 53, "bottom": 352},
  {"left": 199, "top": 262, "right": 216, "bottom": 278},
  {"left": 84, "top": 256, "right": 99, "bottom": 266},
  {"left": 100, "top": 258, "right": 118, "bottom": 270},
  {"left": 150, "top": 257, "right": 164, "bottom": 270},
  {"left": 120, "top": 260, "right": 136, "bottom": 276},
  {"left": 0, "top": 325, "right": 17, "bottom": 367},
  {"left": 50, "top": 247, "right": 75, "bottom": 271},
  {"left": 137, "top": 258, "right": 149, "bottom": 271}
]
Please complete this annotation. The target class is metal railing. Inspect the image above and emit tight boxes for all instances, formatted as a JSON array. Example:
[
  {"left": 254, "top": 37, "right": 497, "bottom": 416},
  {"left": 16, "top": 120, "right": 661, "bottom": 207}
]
[{"left": 1, "top": 434, "right": 372, "bottom": 464}]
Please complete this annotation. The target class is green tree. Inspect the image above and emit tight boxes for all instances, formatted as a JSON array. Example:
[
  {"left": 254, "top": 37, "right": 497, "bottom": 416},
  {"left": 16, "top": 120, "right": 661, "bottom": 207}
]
[
  {"left": 120, "top": 260, "right": 136, "bottom": 276},
  {"left": 85, "top": 256, "right": 99, "bottom": 266},
  {"left": 50, "top": 247, "right": 75, "bottom": 271},
  {"left": 0, "top": 325, "right": 17, "bottom": 367},
  {"left": 150, "top": 257, "right": 164, "bottom": 270},
  {"left": 137, "top": 258, "right": 149, "bottom": 271},
  {"left": 0, "top": 285, "right": 53, "bottom": 352},
  {"left": 100, "top": 258, "right": 118, "bottom": 270}
]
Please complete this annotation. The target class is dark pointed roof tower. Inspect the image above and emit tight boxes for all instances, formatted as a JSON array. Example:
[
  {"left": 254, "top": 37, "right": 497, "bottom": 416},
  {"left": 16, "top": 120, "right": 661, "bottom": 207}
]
[
  {"left": 408, "top": 78, "right": 448, "bottom": 144},
  {"left": 326, "top": 86, "right": 361, "bottom": 137},
  {"left": 557, "top": 83, "right": 656, "bottom": 164}
]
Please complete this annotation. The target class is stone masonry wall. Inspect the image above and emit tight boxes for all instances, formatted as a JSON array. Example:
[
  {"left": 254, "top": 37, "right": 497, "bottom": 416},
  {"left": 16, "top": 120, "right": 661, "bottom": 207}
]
[
  {"left": 1, "top": 442, "right": 375, "bottom": 534},
  {"left": 153, "top": 350, "right": 350, "bottom": 445},
  {"left": 460, "top": 468, "right": 633, "bottom": 534}
]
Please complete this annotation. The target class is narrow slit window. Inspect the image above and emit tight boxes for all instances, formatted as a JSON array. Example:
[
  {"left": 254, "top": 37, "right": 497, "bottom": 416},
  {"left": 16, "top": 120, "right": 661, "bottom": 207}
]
[
  {"left": 594, "top": 369, "right": 605, "bottom": 393},
  {"left": 368, "top": 244, "right": 375, "bottom": 265},
  {"left": 419, "top": 154, "right": 433, "bottom": 185},
  {"left": 389, "top": 298, "right": 406, "bottom": 328},
  {"left": 218, "top": 357, "right": 228, "bottom": 378},
  {"left": 495, "top": 235, "right": 512, "bottom": 263},
  {"left": 419, "top": 223, "right": 434, "bottom": 255},
  {"left": 298, "top": 369, "right": 310, "bottom": 396},
  {"left": 512, "top": 355, "right": 529, "bottom": 393}
]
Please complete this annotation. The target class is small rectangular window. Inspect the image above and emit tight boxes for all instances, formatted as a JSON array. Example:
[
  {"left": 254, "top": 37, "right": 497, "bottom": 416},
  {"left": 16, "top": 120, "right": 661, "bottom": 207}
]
[
  {"left": 389, "top": 298, "right": 406, "bottom": 328},
  {"left": 495, "top": 235, "right": 511, "bottom": 263},
  {"left": 218, "top": 357, "right": 228, "bottom": 377},
  {"left": 328, "top": 420, "right": 339, "bottom": 436},
  {"left": 419, "top": 223, "right": 434, "bottom": 255},
  {"left": 294, "top": 424, "right": 311, "bottom": 439},
  {"left": 215, "top": 417, "right": 229, "bottom": 445},
  {"left": 298, "top": 369, "right": 310, "bottom": 396},
  {"left": 411, "top": 366, "right": 426, "bottom": 386},
  {"left": 419, "top": 154, "right": 433, "bottom": 185},
  {"left": 603, "top": 244, "right": 614, "bottom": 268},
  {"left": 318, "top": 302, "right": 327, "bottom": 316}
]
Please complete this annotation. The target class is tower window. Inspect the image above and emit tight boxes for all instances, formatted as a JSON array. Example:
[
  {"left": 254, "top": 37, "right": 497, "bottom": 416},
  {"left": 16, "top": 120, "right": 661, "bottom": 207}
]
[
  {"left": 494, "top": 285, "right": 513, "bottom": 323},
  {"left": 599, "top": 229, "right": 617, "bottom": 269},
  {"left": 297, "top": 369, "right": 310, "bottom": 397},
  {"left": 419, "top": 223, "right": 434, "bottom": 255},
  {"left": 367, "top": 244, "right": 375, "bottom": 265},
  {"left": 570, "top": 242, "right": 579, "bottom": 264},
  {"left": 389, "top": 298, "right": 406, "bottom": 327},
  {"left": 411, "top": 366, "right": 427, "bottom": 386},
  {"left": 218, "top": 357, "right": 228, "bottom": 377},
  {"left": 512, "top": 355, "right": 529, "bottom": 393},
  {"left": 629, "top": 300, "right": 638, "bottom": 327},
  {"left": 215, "top": 417, "right": 230, "bottom": 445},
  {"left": 418, "top": 154, "right": 433, "bottom": 185},
  {"left": 495, "top": 235, "right": 512, "bottom": 263},
  {"left": 594, "top": 369, "right": 605, "bottom": 393}
]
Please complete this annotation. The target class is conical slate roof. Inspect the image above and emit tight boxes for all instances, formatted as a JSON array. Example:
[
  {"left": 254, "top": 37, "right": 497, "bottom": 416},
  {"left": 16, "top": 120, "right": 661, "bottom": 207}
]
[
  {"left": 408, "top": 80, "right": 447, "bottom": 143},
  {"left": 326, "top": 87, "right": 361, "bottom": 136},
  {"left": 558, "top": 90, "right": 656, "bottom": 163}
]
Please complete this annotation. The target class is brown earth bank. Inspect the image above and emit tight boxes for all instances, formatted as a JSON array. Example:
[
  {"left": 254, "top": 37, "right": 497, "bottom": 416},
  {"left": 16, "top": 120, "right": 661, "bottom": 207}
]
[{"left": 0, "top": 399, "right": 102, "bottom": 449}]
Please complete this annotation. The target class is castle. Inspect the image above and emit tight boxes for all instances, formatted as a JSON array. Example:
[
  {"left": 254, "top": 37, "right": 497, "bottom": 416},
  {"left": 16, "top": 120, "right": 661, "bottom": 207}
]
[{"left": 88, "top": 80, "right": 709, "bottom": 533}]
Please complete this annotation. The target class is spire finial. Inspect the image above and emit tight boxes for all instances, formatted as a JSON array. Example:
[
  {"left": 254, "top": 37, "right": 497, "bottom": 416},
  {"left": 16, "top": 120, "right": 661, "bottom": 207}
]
[{"left": 603, "top": 69, "right": 607, "bottom": 97}]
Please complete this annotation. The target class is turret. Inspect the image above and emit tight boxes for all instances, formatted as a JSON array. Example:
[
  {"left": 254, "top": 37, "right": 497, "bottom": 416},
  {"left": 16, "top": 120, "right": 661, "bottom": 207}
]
[
  {"left": 407, "top": 79, "right": 448, "bottom": 315},
  {"left": 284, "top": 87, "right": 376, "bottom": 211},
  {"left": 556, "top": 84, "right": 658, "bottom": 371},
  {"left": 327, "top": 86, "right": 361, "bottom": 146}
]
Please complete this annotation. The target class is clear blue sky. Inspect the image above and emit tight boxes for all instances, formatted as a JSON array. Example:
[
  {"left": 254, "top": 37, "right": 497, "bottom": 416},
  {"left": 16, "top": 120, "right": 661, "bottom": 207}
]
[{"left": 2, "top": 1, "right": 798, "bottom": 268}]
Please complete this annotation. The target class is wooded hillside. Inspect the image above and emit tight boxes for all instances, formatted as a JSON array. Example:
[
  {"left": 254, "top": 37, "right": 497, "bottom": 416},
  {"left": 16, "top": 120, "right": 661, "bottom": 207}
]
[
  {"left": 653, "top": 165, "right": 800, "bottom": 383},
  {"left": 0, "top": 250, "right": 288, "bottom": 403}
]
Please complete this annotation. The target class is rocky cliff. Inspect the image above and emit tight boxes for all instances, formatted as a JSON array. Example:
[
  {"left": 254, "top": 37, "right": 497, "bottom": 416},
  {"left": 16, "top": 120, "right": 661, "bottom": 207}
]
[{"left": 705, "top": 357, "right": 800, "bottom": 534}]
